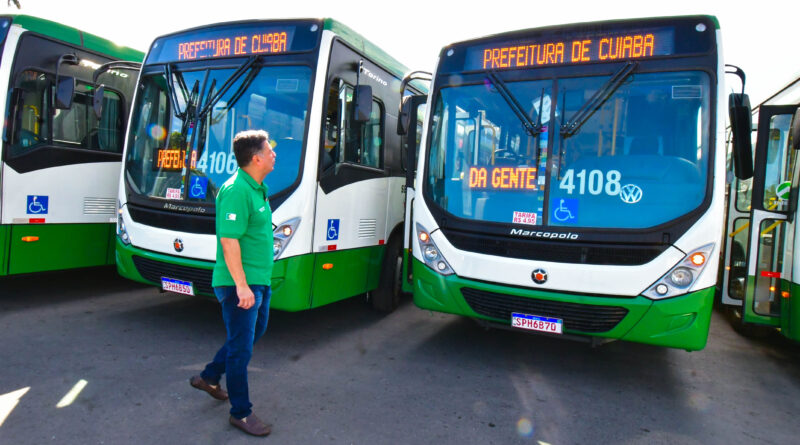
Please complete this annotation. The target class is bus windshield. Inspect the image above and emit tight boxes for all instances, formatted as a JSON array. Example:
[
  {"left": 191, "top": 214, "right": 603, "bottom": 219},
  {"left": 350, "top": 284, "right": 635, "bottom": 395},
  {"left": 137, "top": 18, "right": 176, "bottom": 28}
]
[
  {"left": 426, "top": 70, "right": 710, "bottom": 229},
  {"left": 125, "top": 64, "right": 311, "bottom": 204}
]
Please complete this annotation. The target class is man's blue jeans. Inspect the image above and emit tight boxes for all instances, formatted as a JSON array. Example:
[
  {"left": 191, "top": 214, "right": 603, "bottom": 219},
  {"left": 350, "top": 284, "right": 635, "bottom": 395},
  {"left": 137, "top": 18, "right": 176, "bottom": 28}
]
[{"left": 200, "top": 285, "right": 270, "bottom": 419}]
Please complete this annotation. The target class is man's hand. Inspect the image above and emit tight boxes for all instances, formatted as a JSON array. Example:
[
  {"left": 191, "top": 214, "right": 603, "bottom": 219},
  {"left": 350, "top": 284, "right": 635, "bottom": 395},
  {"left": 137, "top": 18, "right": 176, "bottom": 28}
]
[{"left": 236, "top": 285, "right": 255, "bottom": 309}]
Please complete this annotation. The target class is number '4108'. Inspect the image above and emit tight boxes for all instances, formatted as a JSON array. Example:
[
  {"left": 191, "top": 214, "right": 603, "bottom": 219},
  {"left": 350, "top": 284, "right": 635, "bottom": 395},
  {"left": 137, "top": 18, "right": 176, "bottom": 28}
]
[{"left": 559, "top": 169, "right": 621, "bottom": 196}]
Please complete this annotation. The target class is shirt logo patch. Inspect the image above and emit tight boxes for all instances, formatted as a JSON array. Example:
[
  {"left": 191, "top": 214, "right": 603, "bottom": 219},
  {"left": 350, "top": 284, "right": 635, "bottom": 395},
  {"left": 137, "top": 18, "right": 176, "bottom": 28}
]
[
  {"left": 226, "top": 213, "right": 237, "bottom": 221},
  {"left": 259, "top": 206, "right": 266, "bottom": 212}
]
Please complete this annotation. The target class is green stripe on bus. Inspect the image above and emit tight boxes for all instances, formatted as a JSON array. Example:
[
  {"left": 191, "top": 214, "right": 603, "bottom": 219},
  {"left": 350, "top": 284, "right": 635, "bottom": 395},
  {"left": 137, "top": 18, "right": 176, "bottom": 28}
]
[
  {"left": 323, "top": 18, "right": 410, "bottom": 81},
  {"left": 411, "top": 257, "right": 714, "bottom": 350},
  {"left": 7, "top": 14, "right": 143, "bottom": 59},
  {"left": 117, "top": 239, "right": 386, "bottom": 311},
  {"left": 2, "top": 223, "right": 115, "bottom": 275}
]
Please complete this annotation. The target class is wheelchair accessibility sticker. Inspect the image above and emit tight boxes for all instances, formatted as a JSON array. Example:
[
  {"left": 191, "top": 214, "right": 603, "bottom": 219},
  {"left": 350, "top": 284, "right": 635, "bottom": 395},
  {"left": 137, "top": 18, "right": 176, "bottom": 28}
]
[
  {"left": 326, "top": 219, "right": 340, "bottom": 241},
  {"left": 27, "top": 195, "right": 48, "bottom": 214},
  {"left": 551, "top": 198, "right": 578, "bottom": 223},
  {"left": 188, "top": 176, "right": 208, "bottom": 199}
]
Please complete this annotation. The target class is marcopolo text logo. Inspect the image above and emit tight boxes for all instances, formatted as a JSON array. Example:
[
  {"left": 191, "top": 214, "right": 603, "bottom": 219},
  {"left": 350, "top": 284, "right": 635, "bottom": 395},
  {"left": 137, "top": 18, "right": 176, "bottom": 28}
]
[{"left": 510, "top": 228, "right": 579, "bottom": 240}]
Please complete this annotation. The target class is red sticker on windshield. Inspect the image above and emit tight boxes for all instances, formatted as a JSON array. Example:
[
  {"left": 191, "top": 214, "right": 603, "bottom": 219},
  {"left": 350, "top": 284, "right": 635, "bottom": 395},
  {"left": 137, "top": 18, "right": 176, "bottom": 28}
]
[{"left": 513, "top": 211, "right": 537, "bottom": 225}]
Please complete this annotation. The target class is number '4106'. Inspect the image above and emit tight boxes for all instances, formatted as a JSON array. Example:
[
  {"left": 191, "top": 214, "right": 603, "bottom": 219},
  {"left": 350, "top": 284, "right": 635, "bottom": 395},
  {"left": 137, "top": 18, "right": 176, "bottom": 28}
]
[
  {"left": 559, "top": 169, "right": 621, "bottom": 196},
  {"left": 196, "top": 151, "right": 238, "bottom": 175}
]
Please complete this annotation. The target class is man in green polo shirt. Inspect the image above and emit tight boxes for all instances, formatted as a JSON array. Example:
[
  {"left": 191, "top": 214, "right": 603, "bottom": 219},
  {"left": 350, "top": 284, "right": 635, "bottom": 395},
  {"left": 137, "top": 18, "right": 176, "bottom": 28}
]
[{"left": 190, "top": 130, "right": 275, "bottom": 437}]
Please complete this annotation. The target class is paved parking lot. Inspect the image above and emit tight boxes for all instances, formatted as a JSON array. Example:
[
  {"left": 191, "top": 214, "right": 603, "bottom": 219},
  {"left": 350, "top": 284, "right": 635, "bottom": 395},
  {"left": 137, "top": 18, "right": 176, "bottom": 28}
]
[{"left": 2, "top": 267, "right": 799, "bottom": 444}]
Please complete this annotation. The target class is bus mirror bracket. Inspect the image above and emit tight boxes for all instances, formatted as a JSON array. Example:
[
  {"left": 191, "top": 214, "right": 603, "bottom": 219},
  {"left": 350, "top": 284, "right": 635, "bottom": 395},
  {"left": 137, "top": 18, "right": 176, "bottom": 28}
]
[
  {"left": 397, "top": 71, "right": 432, "bottom": 135},
  {"left": 729, "top": 92, "right": 753, "bottom": 180},
  {"left": 353, "top": 85, "right": 373, "bottom": 123},
  {"left": 54, "top": 53, "right": 79, "bottom": 110},
  {"left": 93, "top": 84, "right": 105, "bottom": 120}
]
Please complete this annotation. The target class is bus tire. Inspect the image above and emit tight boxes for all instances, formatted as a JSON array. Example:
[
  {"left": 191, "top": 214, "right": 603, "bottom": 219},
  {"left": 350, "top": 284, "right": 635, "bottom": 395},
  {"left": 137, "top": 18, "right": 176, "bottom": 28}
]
[
  {"left": 724, "top": 306, "right": 772, "bottom": 339},
  {"left": 372, "top": 235, "right": 403, "bottom": 312}
]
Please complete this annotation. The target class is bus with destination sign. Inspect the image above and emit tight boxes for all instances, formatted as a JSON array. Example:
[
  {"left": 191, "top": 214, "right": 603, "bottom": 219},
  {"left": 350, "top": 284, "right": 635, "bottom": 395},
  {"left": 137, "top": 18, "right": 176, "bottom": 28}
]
[
  {"left": 720, "top": 74, "right": 800, "bottom": 341},
  {"left": 397, "top": 16, "right": 753, "bottom": 350},
  {"left": 116, "top": 19, "right": 424, "bottom": 312},
  {"left": 0, "top": 15, "right": 142, "bottom": 276}
]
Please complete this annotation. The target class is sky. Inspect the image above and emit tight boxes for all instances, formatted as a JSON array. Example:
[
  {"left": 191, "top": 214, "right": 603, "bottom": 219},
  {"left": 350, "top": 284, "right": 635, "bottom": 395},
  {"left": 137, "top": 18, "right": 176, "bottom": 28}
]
[{"left": 4, "top": 0, "right": 797, "bottom": 105}]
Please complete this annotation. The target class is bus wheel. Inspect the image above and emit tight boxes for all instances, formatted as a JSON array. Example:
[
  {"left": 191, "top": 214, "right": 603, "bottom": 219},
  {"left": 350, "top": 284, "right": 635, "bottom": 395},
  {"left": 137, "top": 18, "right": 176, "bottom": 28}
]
[
  {"left": 724, "top": 306, "right": 772, "bottom": 338},
  {"left": 372, "top": 236, "right": 402, "bottom": 312}
]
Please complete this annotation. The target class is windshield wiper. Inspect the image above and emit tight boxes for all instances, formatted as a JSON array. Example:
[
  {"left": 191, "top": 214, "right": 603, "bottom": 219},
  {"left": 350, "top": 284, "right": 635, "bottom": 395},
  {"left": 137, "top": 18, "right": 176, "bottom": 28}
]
[
  {"left": 560, "top": 61, "right": 637, "bottom": 138},
  {"left": 165, "top": 63, "right": 193, "bottom": 119},
  {"left": 197, "top": 55, "right": 260, "bottom": 121},
  {"left": 487, "top": 71, "right": 543, "bottom": 137}
]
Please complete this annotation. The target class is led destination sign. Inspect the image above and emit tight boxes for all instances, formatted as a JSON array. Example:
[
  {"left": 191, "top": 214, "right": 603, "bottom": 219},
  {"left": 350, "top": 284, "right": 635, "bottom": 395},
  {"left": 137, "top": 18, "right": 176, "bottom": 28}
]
[
  {"left": 146, "top": 21, "right": 320, "bottom": 64},
  {"left": 176, "top": 31, "right": 289, "bottom": 61},
  {"left": 469, "top": 166, "right": 539, "bottom": 191},
  {"left": 155, "top": 148, "right": 197, "bottom": 170},
  {"left": 462, "top": 27, "right": 676, "bottom": 71}
]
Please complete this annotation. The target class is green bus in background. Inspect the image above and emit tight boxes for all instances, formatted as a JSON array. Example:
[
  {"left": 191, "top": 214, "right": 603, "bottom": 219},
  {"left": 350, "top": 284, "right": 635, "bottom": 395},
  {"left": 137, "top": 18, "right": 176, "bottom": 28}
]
[
  {"left": 721, "top": 75, "right": 800, "bottom": 341},
  {"left": 0, "top": 15, "right": 142, "bottom": 276}
]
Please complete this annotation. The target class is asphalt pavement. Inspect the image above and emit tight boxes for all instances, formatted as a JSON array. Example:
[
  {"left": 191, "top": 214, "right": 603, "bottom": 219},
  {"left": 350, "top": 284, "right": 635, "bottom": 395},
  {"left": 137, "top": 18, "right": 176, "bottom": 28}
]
[{"left": 1, "top": 267, "right": 799, "bottom": 444}]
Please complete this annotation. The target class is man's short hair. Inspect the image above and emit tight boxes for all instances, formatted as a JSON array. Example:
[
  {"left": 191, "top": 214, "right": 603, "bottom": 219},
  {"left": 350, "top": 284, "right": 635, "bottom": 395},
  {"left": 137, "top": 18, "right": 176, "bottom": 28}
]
[{"left": 233, "top": 130, "right": 270, "bottom": 167}]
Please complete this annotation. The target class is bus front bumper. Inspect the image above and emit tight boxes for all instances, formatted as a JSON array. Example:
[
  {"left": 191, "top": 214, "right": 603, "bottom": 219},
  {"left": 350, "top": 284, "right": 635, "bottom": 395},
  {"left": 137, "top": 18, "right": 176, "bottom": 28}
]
[
  {"left": 115, "top": 238, "right": 315, "bottom": 311},
  {"left": 411, "top": 258, "right": 714, "bottom": 351}
]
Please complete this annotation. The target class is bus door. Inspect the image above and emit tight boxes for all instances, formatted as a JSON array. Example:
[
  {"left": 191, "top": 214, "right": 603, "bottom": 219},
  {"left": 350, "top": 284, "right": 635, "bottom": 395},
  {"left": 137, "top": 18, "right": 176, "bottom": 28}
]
[
  {"left": 399, "top": 94, "right": 427, "bottom": 292},
  {"left": 313, "top": 42, "right": 390, "bottom": 307},
  {"left": 741, "top": 105, "right": 799, "bottom": 325}
]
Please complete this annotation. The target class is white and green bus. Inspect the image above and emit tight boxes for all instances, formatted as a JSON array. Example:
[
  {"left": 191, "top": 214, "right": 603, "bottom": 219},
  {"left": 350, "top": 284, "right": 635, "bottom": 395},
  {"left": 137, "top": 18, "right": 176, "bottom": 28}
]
[
  {"left": 721, "top": 75, "right": 800, "bottom": 341},
  {"left": 398, "top": 16, "right": 752, "bottom": 350},
  {"left": 0, "top": 15, "right": 141, "bottom": 276},
  {"left": 116, "top": 19, "right": 423, "bottom": 311}
]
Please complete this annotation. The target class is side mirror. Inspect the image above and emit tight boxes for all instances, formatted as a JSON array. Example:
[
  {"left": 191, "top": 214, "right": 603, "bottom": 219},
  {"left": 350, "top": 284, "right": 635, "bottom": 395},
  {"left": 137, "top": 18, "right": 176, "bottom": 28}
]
[
  {"left": 55, "top": 75, "right": 75, "bottom": 110},
  {"left": 54, "top": 53, "right": 79, "bottom": 111},
  {"left": 353, "top": 85, "right": 372, "bottom": 123},
  {"left": 398, "top": 96, "right": 412, "bottom": 135},
  {"left": 729, "top": 93, "right": 753, "bottom": 180},
  {"left": 93, "top": 84, "right": 105, "bottom": 120},
  {"left": 791, "top": 108, "right": 800, "bottom": 151}
]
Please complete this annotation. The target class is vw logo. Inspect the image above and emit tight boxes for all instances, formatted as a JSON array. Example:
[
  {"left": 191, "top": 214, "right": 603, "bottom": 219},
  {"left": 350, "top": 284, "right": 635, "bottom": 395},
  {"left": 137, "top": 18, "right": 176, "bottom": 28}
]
[
  {"left": 173, "top": 238, "right": 184, "bottom": 252},
  {"left": 619, "top": 184, "right": 643, "bottom": 204},
  {"left": 532, "top": 268, "right": 548, "bottom": 284}
]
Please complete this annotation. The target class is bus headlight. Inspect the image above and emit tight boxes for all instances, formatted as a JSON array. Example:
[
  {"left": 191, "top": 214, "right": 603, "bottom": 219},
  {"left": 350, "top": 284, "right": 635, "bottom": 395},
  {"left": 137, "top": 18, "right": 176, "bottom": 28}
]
[
  {"left": 117, "top": 215, "right": 131, "bottom": 245},
  {"left": 669, "top": 267, "right": 694, "bottom": 288},
  {"left": 643, "top": 244, "right": 715, "bottom": 300},
  {"left": 416, "top": 223, "right": 453, "bottom": 276},
  {"left": 273, "top": 217, "right": 300, "bottom": 260}
]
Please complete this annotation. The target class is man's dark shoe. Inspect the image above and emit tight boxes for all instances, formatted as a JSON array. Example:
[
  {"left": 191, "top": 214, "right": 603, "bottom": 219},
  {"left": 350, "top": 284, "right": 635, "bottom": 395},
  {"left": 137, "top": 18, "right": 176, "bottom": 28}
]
[
  {"left": 229, "top": 413, "right": 271, "bottom": 436},
  {"left": 189, "top": 375, "right": 228, "bottom": 400}
]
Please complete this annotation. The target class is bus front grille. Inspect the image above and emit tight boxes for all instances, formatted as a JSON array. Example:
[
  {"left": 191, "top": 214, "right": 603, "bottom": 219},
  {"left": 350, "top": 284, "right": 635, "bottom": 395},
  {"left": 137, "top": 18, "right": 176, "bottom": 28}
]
[
  {"left": 461, "top": 287, "right": 628, "bottom": 333},
  {"left": 442, "top": 229, "right": 666, "bottom": 266},
  {"left": 132, "top": 256, "right": 213, "bottom": 295}
]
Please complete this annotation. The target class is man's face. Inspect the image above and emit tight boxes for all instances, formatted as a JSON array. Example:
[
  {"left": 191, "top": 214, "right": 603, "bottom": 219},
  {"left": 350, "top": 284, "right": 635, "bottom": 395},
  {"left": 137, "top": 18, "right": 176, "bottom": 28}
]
[{"left": 255, "top": 140, "right": 276, "bottom": 175}]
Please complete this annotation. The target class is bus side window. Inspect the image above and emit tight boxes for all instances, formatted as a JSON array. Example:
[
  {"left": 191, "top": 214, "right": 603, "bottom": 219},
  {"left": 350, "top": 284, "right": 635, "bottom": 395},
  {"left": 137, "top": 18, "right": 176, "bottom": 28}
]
[
  {"left": 357, "top": 99, "right": 383, "bottom": 168},
  {"left": 9, "top": 69, "right": 125, "bottom": 155},
  {"left": 322, "top": 82, "right": 341, "bottom": 170},
  {"left": 53, "top": 83, "right": 123, "bottom": 152},
  {"left": 11, "top": 70, "right": 50, "bottom": 154},
  {"left": 323, "top": 79, "right": 384, "bottom": 170}
]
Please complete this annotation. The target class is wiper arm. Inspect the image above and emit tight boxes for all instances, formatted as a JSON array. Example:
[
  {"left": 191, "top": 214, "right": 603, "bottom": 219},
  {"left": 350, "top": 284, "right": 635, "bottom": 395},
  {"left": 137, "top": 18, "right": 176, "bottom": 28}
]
[
  {"left": 487, "top": 71, "right": 542, "bottom": 137},
  {"left": 218, "top": 65, "right": 262, "bottom": 117},
  {"left": 165, "top": 63, "right": 192, "bottom": 119},
  {"left": 197, "top": 55, "right": 260, "bottom": 121},
  {"left": 560, "top": 61, "right": 637, "bottom": 138}
]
